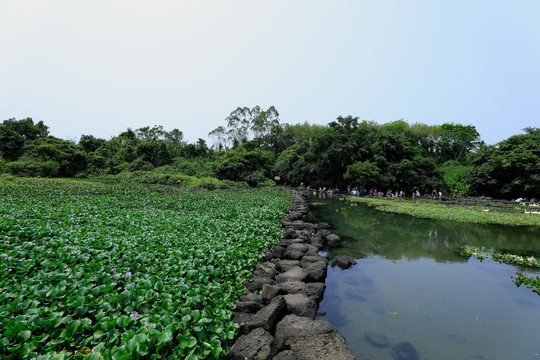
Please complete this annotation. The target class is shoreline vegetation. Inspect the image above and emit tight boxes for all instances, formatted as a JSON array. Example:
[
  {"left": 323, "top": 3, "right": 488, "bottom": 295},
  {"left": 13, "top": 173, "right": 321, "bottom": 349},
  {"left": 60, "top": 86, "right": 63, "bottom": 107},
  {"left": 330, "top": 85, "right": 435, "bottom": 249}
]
[{"left": 347, "top": 196, "right": 540, "bottom": 228}]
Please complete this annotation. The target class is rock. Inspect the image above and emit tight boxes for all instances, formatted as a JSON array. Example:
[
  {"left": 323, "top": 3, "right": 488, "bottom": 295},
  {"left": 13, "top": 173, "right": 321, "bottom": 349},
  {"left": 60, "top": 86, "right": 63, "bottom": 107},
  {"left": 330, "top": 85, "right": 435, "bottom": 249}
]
[
  {"left": 317, "top": 222, "right": 332, "bottom": 229},
  {"left": 317, "top": 229, "right": 332, "bottom": 237},
  {"left": 283, "top": 228, "right": 300, "bottom": 239},
  {"left": 272, "top": 246, "right": 286, "bottom": 259},
  {"left": 275, "top": 315, "right": 355, "bottom": 360},
  {"left": 300, "top": 255, "right": 329, "bottom": 267},
  {"left": 335, "top": 255, "right": 357, "bottom": 269},
  {"left": 262, "top": 284, "right": 282, "bottom": 302},
  {"left": 287, "top": 212, "right": 304, "bottom": 221},
  {"left": 245, "top": 277, "right": 277, "bottom": 292},
  {"left": 342, "top": 275, "right": 378, "bottom": 294},
  {"left": 240, "top": 292, "right": 263, "bottom": 304},
  {"left": 303, "top": 261, "right": 327, "bottom": 282},
  {"left": 276, "top": 267, "right": 308, "bottom": 283},
  {"left": 229, "top": 327, "right": 278, "bottom": 360},
  {"left": 391, "top": 342, "right": 420, "bottom": 360},
  {"left": 287, "top": 243, "right": 309, "bottom": 253},
  {"left": 364, "top": 332, "right": 390, "bottom": 348},
  {"left": 325, "top": 233, "right": 341, "bottom": 244},
  {"left": 304, "top": 244, "right": 320, "bottom": 255},
  {"left": 244, "top": 296, "right": 288, "bottom": 334},
  {"left": 275, "top": 260, "right": 301, "bottom": 273},
  {"left": 236, "top": 301, "right": 264, "bottom": 313},
  {"left": 254, "top": 262, "right": 277, "bottom": 278},
  {"left": 272, "top": 350, "right": 297, "bottom": 360},
  {"left": 283, "top": 294, "right": 318, "bottom": 319},
  {"left": 233, "top": 312, "right": 253, "bottom": 334},
  {"left": 304, "top": 282, "right": 325, "bottom": 304},
  {"left": 279, "top": 280, "right": 306, "bottom": 295},
  {"left": 282, "top": 250, "right": 305, "bottom": 260}
]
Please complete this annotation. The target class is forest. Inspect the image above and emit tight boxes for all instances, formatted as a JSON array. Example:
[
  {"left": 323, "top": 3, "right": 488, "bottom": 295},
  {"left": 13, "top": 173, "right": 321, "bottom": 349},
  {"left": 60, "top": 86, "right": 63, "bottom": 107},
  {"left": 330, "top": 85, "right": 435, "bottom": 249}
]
[{"left": 0, "top": 106, "right": 538, "bottom": 199}]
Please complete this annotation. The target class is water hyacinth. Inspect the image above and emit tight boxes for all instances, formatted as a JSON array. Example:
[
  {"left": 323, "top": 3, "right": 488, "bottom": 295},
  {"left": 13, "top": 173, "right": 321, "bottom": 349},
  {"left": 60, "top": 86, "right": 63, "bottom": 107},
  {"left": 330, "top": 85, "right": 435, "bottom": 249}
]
[{"left": 0, "top": 178, "right": 290, "bottom": 359}]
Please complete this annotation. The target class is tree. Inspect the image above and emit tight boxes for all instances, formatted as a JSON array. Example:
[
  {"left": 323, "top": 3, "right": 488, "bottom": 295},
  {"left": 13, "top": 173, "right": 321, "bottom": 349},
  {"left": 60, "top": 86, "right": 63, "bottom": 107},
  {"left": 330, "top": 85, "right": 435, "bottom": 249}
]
[
  {"left": 79, "top": 135, "right": 106, "bottom": 153},
  {"left": 209, "top": 106, "right": 280, "bottom": 149},
  {"left": 440, "top": 123, "right": 480, "bottom": 163},
  {"left": 215, "top": 140, "right": 275, "bottom": 186},
  {"left": 344, "top": 161, "right": 381, "bottom": 185},
  {"left": 0, "top": 118, "right": 49, "bottom": 161},
  {"left": 466, "top": 131, "right": 540, "bottom": 199}
]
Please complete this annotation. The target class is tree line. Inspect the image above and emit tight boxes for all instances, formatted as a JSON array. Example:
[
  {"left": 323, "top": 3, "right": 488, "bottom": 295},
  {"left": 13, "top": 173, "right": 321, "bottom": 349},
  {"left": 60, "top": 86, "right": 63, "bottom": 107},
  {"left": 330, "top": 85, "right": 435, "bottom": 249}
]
[{"left": 0, "top": 107, "right": 538, "bottom": 199}]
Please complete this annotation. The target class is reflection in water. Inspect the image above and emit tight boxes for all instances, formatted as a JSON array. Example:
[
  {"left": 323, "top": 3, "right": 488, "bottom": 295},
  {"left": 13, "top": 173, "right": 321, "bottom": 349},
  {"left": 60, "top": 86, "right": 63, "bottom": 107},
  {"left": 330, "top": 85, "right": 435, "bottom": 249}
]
[{"left": 310, "top": 197, "right": 540, "bottom": 360}]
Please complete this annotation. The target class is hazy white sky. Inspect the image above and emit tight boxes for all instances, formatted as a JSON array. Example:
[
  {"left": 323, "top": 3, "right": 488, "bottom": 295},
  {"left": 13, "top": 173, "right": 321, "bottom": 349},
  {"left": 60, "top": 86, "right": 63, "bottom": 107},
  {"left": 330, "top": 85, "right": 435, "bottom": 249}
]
[{"left": 1, "top": 1, "right": 539, "bottom": 145}]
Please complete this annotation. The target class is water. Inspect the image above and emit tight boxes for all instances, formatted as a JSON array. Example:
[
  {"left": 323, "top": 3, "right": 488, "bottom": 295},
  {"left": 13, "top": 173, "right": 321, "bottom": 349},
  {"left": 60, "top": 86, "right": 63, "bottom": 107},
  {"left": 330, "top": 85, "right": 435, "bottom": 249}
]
[{"left": 309, "top": 196, "right": 540, "bottom": 360}]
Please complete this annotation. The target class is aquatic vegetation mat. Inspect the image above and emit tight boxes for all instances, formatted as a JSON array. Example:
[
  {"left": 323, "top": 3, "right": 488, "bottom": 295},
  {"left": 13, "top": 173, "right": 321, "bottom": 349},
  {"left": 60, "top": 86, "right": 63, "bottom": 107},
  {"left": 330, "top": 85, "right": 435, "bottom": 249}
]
[
  {"left": 348, "top": 197, "right": 540, "bottom": 227},
  {"left": 0, "top": 178, "right": 289, "bottom": 359}
]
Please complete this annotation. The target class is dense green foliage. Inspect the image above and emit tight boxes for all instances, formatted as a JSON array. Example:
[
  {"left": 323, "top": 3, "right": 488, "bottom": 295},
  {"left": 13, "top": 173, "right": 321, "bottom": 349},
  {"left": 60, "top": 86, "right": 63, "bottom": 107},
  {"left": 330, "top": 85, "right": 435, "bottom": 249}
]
[
  {"left": 0, "top": 178, "right": 290, "bottom": 359},
  {"left": 348, "top": 197, "right": 540, "bottom": 227},
  {"left": 0, "top": 113, "right": 538, "bottom": 199},
  {"left": 466, "top": 128, "right": 540, "bottom": 199}
]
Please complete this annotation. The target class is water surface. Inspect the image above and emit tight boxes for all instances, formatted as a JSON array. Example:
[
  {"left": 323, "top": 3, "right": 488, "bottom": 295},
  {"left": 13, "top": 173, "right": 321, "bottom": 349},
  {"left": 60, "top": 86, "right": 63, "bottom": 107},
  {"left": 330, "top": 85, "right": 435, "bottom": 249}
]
[{"left": 309, "top": 196, "right": 540, "bottom": 360}]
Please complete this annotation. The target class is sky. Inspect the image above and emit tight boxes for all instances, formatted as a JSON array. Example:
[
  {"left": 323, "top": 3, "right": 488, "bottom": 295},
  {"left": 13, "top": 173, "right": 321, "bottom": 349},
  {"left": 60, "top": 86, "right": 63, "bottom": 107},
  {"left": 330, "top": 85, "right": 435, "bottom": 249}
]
[{"left": 1, "top": 0, "right": 539, "bottom": 145}]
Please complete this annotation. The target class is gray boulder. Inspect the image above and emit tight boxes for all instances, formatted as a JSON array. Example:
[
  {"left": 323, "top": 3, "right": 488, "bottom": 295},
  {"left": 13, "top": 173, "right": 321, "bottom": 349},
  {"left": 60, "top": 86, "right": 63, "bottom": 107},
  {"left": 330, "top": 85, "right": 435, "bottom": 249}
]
[
  {"left": 278, "top": 280, "right": 306, "bottom": 295},
  {"left": 262, "top": 284, "right": 282, "bottom": 302},
  {"left": 254, "top": 262, "right": 277, "bottom": 278},
  {"left": 287, "top": 243, "right": 309, "bottom": 253},
  {"left": 276, "top": 267, "right": 308, "bottom": 283},
  {"left": 364, "top": 332, "right": 389, "bottom": 348},
  {"left": 275, "top": 260, "right": 301, "bottom": 273},
  {"left": 229, "top": 327, "right": 278, "bottom": 360},
  {"left": 303, "top": 261, "right": 327, "bottom": 282},
  {"left": 275, "top": 315, "right": 356, "bottom": 360},
  {"left": 325, "top": 233, "right": 341, "bottom": 244},
  {"left": 300, "top": 255, "right": 328, "bottom": 267},
  {"left": 235, "top": 301, "right": 264, "bottom": 313},
  {"left": 391, "top": 342, "right": 419, "bottom": 360},
  {"left": 304, "top": 282, "right": 325, "bottom": 304},
  {"left": 244, "top": 295, "right": 287, "bottom": 334},
  {"left": 245, "top": 277, "right": 277, "bottom": 292},
  {"left": 283, "top": 294, "right": 317, "bottom": 319},
  {"left": 335, "top": 255, "right": 357, "bottom": 269},
  {"left": 272, "top": 246, "right": 286, "bottom": 259},
  {"left": 240, "top": 292, "right": 263, "bottom": 304},
  {"left": 282, "top": 250, "right": 305, "bottom": 261}
]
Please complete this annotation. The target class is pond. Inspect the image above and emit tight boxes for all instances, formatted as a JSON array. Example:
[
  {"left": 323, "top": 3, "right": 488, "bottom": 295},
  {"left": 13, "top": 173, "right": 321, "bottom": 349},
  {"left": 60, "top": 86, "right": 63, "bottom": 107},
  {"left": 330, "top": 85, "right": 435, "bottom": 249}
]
[{"left": 308, "top": 195, "right": 540, "bottom": 360}]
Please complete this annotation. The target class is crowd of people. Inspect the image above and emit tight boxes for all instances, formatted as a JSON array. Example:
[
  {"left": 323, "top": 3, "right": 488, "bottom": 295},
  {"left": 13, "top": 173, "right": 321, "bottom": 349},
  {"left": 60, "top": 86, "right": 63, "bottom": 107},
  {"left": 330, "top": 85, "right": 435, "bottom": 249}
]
[{"left": 310, "top": 185, "right": 444, "bottom": 200}]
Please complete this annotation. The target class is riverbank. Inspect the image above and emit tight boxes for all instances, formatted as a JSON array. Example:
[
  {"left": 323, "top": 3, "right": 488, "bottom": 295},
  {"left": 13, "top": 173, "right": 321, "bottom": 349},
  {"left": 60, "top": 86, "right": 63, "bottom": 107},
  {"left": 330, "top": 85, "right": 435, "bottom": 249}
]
[
  {"left": 228, "top": 188, "right": 356, "bottom": 359},
  {"left": 347, "top": 196, "right": 540, "bottom": 227}
]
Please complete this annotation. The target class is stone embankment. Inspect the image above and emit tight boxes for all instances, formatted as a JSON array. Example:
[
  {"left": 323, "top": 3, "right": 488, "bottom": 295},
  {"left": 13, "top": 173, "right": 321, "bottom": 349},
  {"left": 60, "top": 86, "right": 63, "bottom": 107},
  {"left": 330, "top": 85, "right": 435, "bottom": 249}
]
[{"left": 228, "top": 189, "right": 356, "bottom": 360}]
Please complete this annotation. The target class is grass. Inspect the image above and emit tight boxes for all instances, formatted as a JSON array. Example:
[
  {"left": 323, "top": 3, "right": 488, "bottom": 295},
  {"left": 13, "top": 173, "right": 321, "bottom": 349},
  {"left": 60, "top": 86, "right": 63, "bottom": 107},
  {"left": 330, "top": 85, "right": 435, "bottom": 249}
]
[{"left": 347, "top": 196, "right": 540, "bottom": 227}]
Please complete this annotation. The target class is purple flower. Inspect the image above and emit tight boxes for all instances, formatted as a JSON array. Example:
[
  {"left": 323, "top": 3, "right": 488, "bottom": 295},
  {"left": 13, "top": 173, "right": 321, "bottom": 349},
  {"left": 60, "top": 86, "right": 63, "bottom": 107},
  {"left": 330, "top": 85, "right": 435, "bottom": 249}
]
[
  {"left": 125, "top": 271, "right": 132, "bottom": 277},
  {"left": 130, "top": 311, "right": 139, "bottom": 319},
  {"left": 112, "top": 268, "right": 118, "bottom": 273}
]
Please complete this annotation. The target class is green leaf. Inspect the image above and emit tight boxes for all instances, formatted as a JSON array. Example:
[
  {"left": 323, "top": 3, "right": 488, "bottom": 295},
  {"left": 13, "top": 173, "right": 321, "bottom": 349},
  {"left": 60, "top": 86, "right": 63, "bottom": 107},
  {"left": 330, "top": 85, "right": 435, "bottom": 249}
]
[
  {"left": 157, "top": 330, "right": 173, "bottom": 345},
  {"left": 19, "top": 330, "right": 32, "bottom": 341},
  {"left": 112, "top": 348, "right": 129, "bottom": 360}
]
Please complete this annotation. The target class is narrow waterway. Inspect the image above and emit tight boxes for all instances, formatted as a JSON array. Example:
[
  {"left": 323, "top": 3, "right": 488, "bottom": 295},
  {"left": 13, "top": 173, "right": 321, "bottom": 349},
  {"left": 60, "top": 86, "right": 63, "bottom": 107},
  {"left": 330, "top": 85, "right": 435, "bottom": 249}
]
[{"left": 309, "top": 195, "right": 540, "bottom": 360}]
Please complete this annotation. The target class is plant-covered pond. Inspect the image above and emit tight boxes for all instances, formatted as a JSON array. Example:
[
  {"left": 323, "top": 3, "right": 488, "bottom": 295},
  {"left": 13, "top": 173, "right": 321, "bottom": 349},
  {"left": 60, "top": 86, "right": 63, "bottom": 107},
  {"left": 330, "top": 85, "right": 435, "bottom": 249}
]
[
  {"left": 0, "top": 178, "right": 289, "bottom": 359},
  {"left": 309, "top": 195, "right": 540, "bottom": 360}
]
